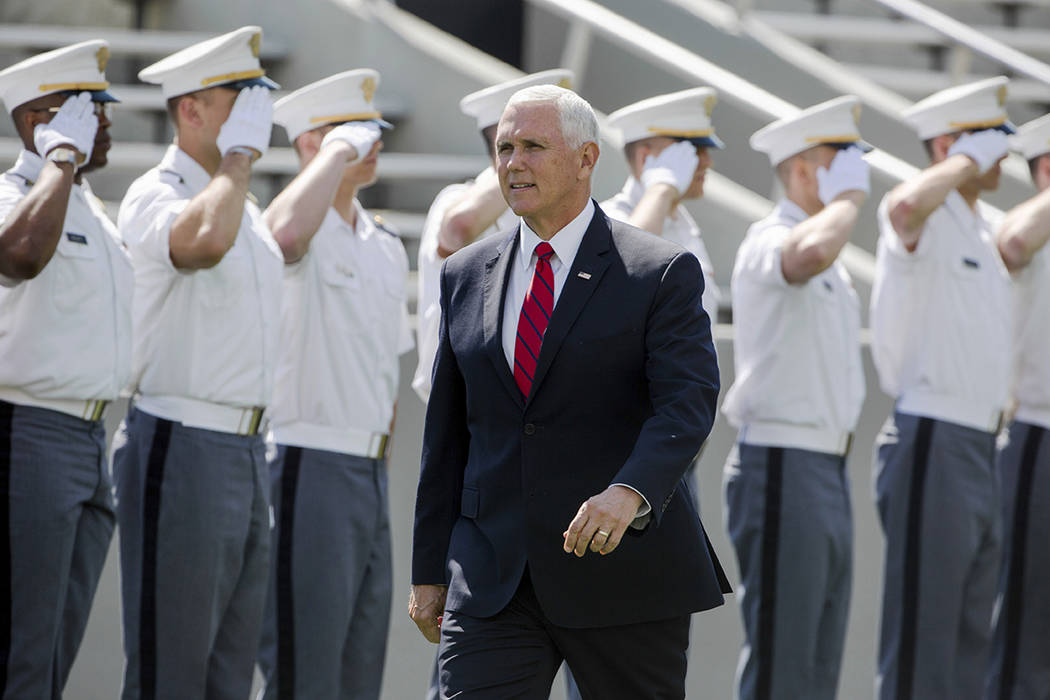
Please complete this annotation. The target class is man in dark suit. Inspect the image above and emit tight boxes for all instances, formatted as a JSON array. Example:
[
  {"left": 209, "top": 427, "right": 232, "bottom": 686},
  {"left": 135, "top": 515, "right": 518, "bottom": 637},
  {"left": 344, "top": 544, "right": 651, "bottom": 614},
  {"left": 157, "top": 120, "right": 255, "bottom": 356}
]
[{"left": 409, "top": 84, "right": 729, "bottom": 700}]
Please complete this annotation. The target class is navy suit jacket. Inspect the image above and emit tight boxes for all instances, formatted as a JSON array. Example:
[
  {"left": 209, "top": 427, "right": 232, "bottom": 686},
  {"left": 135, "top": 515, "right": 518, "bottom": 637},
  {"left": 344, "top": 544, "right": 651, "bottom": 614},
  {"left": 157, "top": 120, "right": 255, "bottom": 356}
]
[{"left": 412, "top": 203, "right": 730, "bottom": 628}]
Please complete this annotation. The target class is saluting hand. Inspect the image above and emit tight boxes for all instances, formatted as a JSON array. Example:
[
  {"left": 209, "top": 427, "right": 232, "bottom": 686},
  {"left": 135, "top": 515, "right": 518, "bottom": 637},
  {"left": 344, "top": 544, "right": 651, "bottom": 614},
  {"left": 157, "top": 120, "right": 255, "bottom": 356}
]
[
  {"left": 563, "top": 484, "right": 644, "bottom": 557},
  {"left": 640, "top": 140, "right": 699, "bottom": 197},
  {"left": 321, "top": 121, "right": 382, "bottom": 163},
  {"left": 816, "top": 145, "right": 870, "bottom": 205},
  {"left": 34, "top": 92, "right": 98, "bottom": 165},
  {"left": 216, "top": 85, "right": 274, "bottom": 161}
]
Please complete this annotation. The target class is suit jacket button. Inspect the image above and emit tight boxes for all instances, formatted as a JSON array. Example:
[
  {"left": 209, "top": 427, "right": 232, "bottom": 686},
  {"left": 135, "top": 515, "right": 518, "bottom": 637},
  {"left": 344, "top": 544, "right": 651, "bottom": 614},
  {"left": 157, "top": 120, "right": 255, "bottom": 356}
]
[{"left": 523, "top": 423, "right": 536, "bottom": 435}]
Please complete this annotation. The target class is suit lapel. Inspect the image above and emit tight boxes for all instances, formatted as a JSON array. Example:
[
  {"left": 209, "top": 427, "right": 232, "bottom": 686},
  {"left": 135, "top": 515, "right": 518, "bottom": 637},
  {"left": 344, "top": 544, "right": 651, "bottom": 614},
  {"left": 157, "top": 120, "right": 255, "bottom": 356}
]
[
  {"left": 483, "top": 230, "right": 525, "bottom": 407},
  {"left": 527, "top": 206, "right": 612, "bottom": 406}
]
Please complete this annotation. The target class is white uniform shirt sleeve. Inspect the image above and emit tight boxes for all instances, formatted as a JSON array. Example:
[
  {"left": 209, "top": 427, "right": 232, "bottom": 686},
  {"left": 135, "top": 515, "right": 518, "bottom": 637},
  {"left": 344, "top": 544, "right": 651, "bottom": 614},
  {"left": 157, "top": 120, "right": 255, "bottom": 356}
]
[{"left": 412, "top": 182, "right": 469, "bottom": 403}]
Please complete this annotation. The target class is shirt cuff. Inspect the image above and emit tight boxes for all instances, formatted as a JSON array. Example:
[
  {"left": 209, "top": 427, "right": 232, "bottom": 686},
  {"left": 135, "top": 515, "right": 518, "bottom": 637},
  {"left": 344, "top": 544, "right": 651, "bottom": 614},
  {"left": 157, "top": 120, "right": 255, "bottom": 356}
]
[{"left": 611, "top": 482, "right": 652, "bottom": 530}]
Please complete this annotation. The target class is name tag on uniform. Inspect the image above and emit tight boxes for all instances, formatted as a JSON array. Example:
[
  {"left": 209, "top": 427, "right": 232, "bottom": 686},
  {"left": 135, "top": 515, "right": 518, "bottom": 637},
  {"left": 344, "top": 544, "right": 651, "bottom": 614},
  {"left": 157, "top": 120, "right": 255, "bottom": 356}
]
[
  {"left": 962, "top": 257, "right": 980, "bottom": 269},
  {"left": 66, "top": 232, "right": 87, "bottom": 245}
]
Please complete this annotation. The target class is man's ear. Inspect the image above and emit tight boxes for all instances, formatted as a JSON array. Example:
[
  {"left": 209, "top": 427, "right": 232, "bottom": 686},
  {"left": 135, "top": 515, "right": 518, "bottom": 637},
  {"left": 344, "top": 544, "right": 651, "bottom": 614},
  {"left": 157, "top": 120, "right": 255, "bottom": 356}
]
[
  {"left": 578, "top": 141, "right": 600, "bottom": 179},
  {"left": 178, "top": 95, "right": 205, "bottom": 129}
]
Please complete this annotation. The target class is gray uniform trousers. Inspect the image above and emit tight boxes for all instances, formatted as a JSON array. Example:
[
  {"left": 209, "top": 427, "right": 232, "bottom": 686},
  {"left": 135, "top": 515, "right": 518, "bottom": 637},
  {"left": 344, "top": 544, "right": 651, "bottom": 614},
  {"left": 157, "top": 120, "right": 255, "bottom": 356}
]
[
  {"left": 724, "top": 442, "right": 852, "bottom": 700},
  {"left": 985, "top": 421, "right": 1050, "bottom": 700},
  {"left": 0, "top": 400, "right": 114, "bottom": 699},
  {"left": 874, "top": 412, "right": 1001, "bottom": 700},
  {"left": 113, "top": 406, "right": 270, "bottom": 700},
  {"left": 257, "top": 444, "right": 392, "bottom": 700}
]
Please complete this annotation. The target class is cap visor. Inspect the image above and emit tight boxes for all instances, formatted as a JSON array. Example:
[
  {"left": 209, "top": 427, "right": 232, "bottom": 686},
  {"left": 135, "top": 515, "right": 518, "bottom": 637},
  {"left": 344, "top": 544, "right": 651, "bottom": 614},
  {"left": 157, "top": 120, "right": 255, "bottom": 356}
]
[
  {"left": 994, "top": 121, "right": 1017, "bottom": 135},
  {"left": 89, "top": 89, "right": 120, "bottom": 103},
  {"left": 225, "top": 75, "right": 280, "bottom": 91},
  {"left": 686, "top": 135, "right": 725, "bottom": 149},
  {"left": 375, "top": 118, "right": 393, "bottom": 130}
]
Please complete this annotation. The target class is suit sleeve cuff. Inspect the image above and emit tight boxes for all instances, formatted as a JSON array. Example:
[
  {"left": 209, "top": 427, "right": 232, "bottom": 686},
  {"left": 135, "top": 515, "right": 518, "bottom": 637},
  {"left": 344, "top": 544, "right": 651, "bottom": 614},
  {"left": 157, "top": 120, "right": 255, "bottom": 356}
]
[{"left": 611, "top": 482, "right": 652, "bottom": 530}]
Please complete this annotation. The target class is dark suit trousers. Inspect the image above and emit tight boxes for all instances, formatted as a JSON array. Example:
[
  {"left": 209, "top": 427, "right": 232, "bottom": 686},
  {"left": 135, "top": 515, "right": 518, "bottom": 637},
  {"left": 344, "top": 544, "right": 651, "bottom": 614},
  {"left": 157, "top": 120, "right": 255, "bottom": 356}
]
[{"left": 437, "top": 569, "right": 690, "bottom": 700}]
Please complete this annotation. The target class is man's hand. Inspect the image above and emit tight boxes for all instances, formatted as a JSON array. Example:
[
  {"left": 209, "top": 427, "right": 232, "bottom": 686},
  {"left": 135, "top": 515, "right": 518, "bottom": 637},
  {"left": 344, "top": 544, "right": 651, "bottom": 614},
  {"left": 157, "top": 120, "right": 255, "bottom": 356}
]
[
  {"left": 948, "top": 129, "right": 1009, "bottom": 174},
  {"left": 216, "top": 85, "right": 273, "bottom": 160},
  {"left": 321, "top": 121, "right": 382, "bottom": 163},
  {"left": 408, "top": 584, "right": 448, "bottom": 643},
  {"left": 34, "top": 92, "right": 97, "bottom": 165},
  {"left": 563, "top": 485, "right": 644, "bottom": 557},
  {"left": 816, "top": 146, "right": 870, "bottom": 206},
  {"left": 639, "top": 140, "right": 699, "bottom": 197}
]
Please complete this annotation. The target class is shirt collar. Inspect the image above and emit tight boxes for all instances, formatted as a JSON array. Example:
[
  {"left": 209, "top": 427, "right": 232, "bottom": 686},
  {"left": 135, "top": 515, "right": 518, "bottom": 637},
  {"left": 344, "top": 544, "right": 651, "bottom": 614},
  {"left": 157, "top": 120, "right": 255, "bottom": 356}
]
[
  {"left": 517, "top": 199, "right": 595, "bottom": 271},
  {"left": 161, "top": 145, "right": 214, "bottom": 195},
  {"left": 773, "top": 197, "right": 809, "bottom": 226}
]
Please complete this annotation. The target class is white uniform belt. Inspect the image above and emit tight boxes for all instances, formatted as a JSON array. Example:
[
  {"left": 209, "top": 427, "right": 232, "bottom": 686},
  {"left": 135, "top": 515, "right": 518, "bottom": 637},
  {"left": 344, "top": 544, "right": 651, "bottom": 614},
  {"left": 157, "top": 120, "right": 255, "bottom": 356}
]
[
  {"left": 0, "top": 387, "right": 109, "bottom": 421},
  {"left": 136, "top": 395, "right": 265, "bottom": 436},
  {"left": 1013, "top": 405, "right": 1050, "bottom": 432},
  {"left": 271, "top": 421, "right": 390, "bottom": 459},
  {"left": 739, "top": 422, "right": 853, "bottom": 457},
  {"left": 897, "top": 393, "right": 1003, "bottom": 434}
]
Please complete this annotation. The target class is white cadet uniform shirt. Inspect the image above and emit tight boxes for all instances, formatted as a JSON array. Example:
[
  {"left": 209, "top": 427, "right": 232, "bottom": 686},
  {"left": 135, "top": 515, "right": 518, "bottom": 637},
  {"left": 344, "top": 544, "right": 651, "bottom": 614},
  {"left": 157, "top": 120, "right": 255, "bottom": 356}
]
[
  {"left": 871, "top": 189, "right": 1011, "bottom": 432},
  {"left": 118, "top": 145, "right": 283, "bottom": 411},
  {"left": 602, "top": 176, "right": 722, "bottom": 316},
  {"left": 412, "top": 169, "right": 518, "bottom": 402},
  {"left": 1011, "top": 246, "right": 1050, "bottom": 430},
  {"left": 722, "top": 199, "right": 864, "bottom": 454},
  {"left": 0, "top": 150, "right": 133, "bottom": 406},
  {"left": 270, "top": 202, "right": 414, "bottom": 453}
]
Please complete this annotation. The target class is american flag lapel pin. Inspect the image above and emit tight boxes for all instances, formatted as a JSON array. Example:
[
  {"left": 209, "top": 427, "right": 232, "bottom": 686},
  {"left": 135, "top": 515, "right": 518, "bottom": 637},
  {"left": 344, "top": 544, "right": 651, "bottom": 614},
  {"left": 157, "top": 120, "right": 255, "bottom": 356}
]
[{"left": 577, "top": 271, "right": 592, "bottom": 280}]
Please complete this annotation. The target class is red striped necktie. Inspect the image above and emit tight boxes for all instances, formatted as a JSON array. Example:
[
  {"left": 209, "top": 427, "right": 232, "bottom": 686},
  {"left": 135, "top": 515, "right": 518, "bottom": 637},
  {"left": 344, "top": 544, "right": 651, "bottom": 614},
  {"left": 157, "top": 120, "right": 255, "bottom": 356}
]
[{"left": 513, "top": 241, "right": 555, "bottom": 399}]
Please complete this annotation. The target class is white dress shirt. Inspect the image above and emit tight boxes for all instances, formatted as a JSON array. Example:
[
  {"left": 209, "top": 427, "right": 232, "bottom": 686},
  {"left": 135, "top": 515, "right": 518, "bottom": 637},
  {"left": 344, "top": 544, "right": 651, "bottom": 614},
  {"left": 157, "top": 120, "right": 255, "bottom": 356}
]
[
  {"left": 871, "top": 189, "right": 1011, "bottom": 432},
  {"left": 270, "top": 202, "right": 414, "bottom": 454},
  {"left": 0, "top": 150, "right": 133, "bottom": 411},
  {"left": 118, "top": 145, "right": 284, "bottom": 415},
  {"left": 601, "top": 176, "right": 722, "bottom": 316},
  {"left": 722, "top": 199, "right": 864, "bottom": 455},
  {"left": 1011, "top": 246, "right": 1050, "bottom": 430},
  {"left": 413, "top": 170, "right": 518, "bottom": 402}
]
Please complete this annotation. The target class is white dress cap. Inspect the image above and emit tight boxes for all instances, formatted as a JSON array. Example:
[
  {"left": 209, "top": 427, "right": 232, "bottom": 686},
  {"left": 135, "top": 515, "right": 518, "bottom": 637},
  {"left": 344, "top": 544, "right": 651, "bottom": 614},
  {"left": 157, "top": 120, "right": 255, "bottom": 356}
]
[
  {"left": 605, "top": 87, "right": 724, "bottom": 149},
  {"left": 138, "top": 26, "right": 279, "bottom": 99},
  {"left": 1010, "top": 112, "right": 1050, "bottom": 161},
  {"left": 0, "top": 40, "right": 117, "bottom": 113},
  {"left": 902, "top": 76, "right": 1014, "bottom": 141},
  {"left": 274, "top": 68, "right": 391, "bottom": 142},
  {"left": 459, "top": 69, "right": 573, "bottom": 131},
  {"left": 750, "top": 95, "right": 870, "bottom": 166}
]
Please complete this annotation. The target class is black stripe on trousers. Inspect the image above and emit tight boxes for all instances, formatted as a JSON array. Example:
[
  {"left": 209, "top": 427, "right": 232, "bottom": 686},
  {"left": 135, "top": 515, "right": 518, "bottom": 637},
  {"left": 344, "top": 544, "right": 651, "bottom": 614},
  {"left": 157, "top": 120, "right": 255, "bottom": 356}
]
[
  {"left": 997, "top": 425, "right": 1045, "bottom": 700},
  {"left": 140, "top": 418, "right": 173, "bottom": 700},
  {"left": 0, "top": 402, "right": 13, "bottom": 693},
  {"left": 896, "top": 417, "right": 935, "bottom": 700},
  {"left": 756, "top": 446, "right": 784, "bottom": 700},
  {"left": 277, "top": 446, "right": 303, "bottom": 698}
]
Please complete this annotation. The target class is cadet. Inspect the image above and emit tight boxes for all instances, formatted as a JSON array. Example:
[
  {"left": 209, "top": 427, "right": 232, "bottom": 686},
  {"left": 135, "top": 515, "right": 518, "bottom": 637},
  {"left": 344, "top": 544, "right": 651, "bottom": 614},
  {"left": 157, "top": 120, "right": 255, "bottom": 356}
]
[
  {"left": 412, "top": 69, "right": 572, "bottom": 403},
  {"left": 602, "top": 87, "right": 723, "bottom": 317},
  {"left": 0, "top": 41, "right": 130, "bottom": 697},
  {"left": 256, "top": 68, "right": 413, "bottom": 700},
  {"left": 985, "top": 113, "right": 1050, "bottom": 700},
  {"left": 871, "top": 77, "right": 1013, "bottom": 700},
  {"left": 113, "top": 26, "right": 282, "bottom": 699},
  {"left": 722, "top": 96, "right": 869, "bottom": 700}
]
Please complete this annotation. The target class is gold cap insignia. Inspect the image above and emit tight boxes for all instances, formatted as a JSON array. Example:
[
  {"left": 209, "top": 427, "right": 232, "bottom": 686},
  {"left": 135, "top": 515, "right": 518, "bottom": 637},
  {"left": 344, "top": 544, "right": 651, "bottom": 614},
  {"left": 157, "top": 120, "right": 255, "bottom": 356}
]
[
  {"left": 361, "top": 76, "right": 376, "bottom": 103},
  {"left": 704, "top": 93, "right": 717, "bottom": 118},
  {"left": 557, "top": 77, "right": 573, "bottom": 90},
  {"left": 96, "top": 46, "right": 110, "bottom": 73},
  {"left": 852, "top": 102, "right": 862, "bottom": 125},
  {"left": 996, "top": 84, "right": 1007, "bottom": 106},
  {"left": 249, "top": 33, "right": 261, "bottom": 59}
]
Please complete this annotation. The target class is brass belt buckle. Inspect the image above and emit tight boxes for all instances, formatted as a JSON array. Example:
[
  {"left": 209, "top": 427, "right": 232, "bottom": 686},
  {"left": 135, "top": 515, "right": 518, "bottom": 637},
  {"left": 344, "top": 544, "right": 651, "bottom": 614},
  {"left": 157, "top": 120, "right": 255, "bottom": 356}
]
[
  {"left": 245, "top": 407, "right": 264, "bottom": 435},
  {"left": 85, "top": 400, "right": 108, "bottom": 422}
]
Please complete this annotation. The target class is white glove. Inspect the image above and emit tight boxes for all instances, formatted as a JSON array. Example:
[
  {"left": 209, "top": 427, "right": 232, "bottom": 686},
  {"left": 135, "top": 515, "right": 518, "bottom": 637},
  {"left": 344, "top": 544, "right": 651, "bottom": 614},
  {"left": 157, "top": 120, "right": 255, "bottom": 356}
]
[
  {"left": 216, "top": 85, "right": 273, "bottom": 159},
  {"left": 639, "top": 140, "right": 699, "bottom": 196},
  {"left": 33, "top": 92, "right": 98, "bottom": 164},
  {"left": 948, "top": 129, "right": 1009, "bottom": 174},
  {"left": 817, "top": 146, "right": 871, "bottom": 205},
  {"left": 321, "top": 121, "right": 381, "bottom": 162}
]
